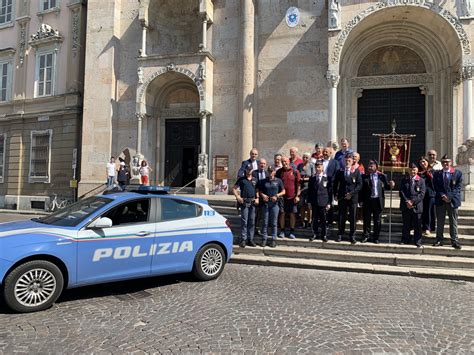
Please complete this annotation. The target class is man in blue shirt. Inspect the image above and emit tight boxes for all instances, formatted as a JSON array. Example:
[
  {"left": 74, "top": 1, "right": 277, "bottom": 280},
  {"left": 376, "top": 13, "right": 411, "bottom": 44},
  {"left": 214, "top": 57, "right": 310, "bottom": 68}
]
[{"left": 334, "top": 138, "right": 353, "bottom": 170}]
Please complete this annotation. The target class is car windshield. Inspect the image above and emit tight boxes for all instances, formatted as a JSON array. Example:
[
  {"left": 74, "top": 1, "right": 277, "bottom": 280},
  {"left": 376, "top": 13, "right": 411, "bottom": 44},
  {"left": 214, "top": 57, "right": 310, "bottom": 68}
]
[{"left": 35, "top": 196, "right": 113, "bottom": 227}]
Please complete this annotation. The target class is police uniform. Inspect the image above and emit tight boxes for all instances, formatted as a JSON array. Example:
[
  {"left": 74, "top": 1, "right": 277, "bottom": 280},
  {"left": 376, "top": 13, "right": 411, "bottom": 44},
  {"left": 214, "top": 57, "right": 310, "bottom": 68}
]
[
  {"left": 399, "top": 171, "right": 426, "bottom": 246},
  {"left": 234, "top": 175, "right": 258, "bottom": 246},
  {"left": 258, "top": 176, "right": 284, "bottom": 247}
]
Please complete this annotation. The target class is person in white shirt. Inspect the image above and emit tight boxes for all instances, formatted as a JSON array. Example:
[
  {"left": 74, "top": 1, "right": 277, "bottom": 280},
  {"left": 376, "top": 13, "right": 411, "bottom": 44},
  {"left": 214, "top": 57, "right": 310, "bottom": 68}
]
[
  {"left": 106, "top": 157, "right": 116, "bottom": 187},
  {"left": 427, "top": 150, "right": 442, "bottom": 171},
  {"left": 139, "top": 160, "right": 152, "bottom": 186}
]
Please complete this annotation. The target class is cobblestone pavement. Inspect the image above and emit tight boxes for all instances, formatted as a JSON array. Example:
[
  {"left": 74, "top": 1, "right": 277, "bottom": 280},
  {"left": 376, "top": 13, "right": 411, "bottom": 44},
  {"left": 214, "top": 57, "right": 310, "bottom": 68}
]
[{"left": 0, "top": 263, "right": 472, "bottom": 354}]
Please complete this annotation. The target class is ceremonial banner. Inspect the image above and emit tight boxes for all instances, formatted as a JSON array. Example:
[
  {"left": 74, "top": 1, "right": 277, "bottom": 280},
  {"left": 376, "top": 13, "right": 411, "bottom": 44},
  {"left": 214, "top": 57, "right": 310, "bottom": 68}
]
[
  {"left": 213, "top": 155, "right": 229, "bottom": 195},
  {"left": 378, "top": 136, "right": 411, "bottom": 171}
]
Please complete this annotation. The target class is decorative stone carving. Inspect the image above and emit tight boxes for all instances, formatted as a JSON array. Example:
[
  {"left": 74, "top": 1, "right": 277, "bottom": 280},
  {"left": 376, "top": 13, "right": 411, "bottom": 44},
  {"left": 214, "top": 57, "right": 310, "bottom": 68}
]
[
  {"left": 351, "top": 73, "right": 433, "bottom": 87},
  {"left": 457, "top": 139, "right": 474, "bottom": 165},
  {"left": 460, "top": 0, "right": 474, "bottom": 19},
  {"left": 326, "top": 70, "right": 340, "bottom": 88},
  {"left": 328, "top": 0, "right": 341, "bottom": 31},
  {"left": 17, "top": 19, "right": 29, "bottom": 65},
  {"left": 166, "top": 63, "right": 176, "bottom": 71},
  {"left": 131, "top": 154, "right": 144, "bottom": 180},
  {"left": 135, "top": 112, "right": 147, "bottom": 121},
  {"left": 419, "top": 85, "right": 429, "bottom": 95},
  {"left": 137, "top": 67, "right": 144, "bottom": 84},
  {"left": 198, "top": 153, "right": 208, "bottom": 178},
  {"left": 29, "top": 23, "right": 62, "bottom": 46},
  {"left": 70, "top": 7, "right": 81, "bottom": 57},
  {"left": 196, "top": 64, "right": 206, "bottom": 83},
  {"left": 355, "top": 88, "right": 363, "bottom": 98},
  {"left": 331, "top": 1, "right": 471, "bottom": 64},
  {"left": 462, "top": 65, "right": 474, "bottom": 80},
  {"left": 358, "top": 46, "right": 426, "bottom": 77},
  {"left": 161, "top": 108, "right": 200, "bottom": 118}
]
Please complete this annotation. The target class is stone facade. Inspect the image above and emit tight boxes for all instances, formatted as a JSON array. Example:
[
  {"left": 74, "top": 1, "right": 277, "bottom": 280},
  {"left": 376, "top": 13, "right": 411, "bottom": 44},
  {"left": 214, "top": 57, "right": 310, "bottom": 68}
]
[
  {"left": 76, "top": 0, "right": 473, "bottom": 198},
  {"left": 0, "top": 0, "right": 87, "bottom": 209}
]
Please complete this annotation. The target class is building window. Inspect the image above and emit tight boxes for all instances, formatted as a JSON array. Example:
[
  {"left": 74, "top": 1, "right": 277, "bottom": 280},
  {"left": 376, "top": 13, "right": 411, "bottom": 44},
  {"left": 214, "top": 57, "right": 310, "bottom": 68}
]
[
  {"left": 0, "top": 0, "right": 13, "bottom": 25},
  {"left": 29, "top": 130, "right": 52, "bottom": 183},
  {"left": 0, "top": 134, "right": 5, "bottom": 183},
  {"left": 41, "top": 0, "right": 57, "bottom": 11},
  {"left": 0, "top": 61, "right": 12, "bottom": 102},
  {"left": 35, "top": 52, "right": 55, "bottom": 97}
]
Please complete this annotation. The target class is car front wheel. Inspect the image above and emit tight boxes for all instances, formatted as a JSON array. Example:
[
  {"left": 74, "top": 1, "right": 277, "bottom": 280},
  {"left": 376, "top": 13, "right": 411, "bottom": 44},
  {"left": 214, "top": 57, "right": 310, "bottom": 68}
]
[
  {"left": 3, "top": 260, "right": 64, "bottom": 313},
  {"left": 193, "top": 244, "right": 226, "bottom": 281}
]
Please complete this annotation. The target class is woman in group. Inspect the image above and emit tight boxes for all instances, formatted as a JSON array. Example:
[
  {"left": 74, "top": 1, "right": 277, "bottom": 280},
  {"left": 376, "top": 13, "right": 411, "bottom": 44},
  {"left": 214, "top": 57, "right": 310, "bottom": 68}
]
[
  {"left": 297, "top": 152, "right": 316, "bottom": 228},
  {"left": 258, "top": 166, "right": 285, "bottom": 248},
  {"left": 139, "top": 160, "right": 152, "bottom": 186},
  {"left": 418, "top": 155, "right": 436, "bottom": 236}
]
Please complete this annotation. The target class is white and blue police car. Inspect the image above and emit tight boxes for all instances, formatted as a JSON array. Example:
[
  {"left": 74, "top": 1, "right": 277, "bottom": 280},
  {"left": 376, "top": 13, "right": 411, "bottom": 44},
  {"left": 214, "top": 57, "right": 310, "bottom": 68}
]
[{"left": 0, "top": 186, "right": 233, "bottom": 313}]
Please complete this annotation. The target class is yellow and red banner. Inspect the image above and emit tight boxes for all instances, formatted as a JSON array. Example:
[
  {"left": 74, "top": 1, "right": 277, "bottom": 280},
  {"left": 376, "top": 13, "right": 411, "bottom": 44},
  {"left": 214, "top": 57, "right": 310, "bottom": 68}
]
[{"left": 378, "top": 137, "right": 411, "bottom": 171}]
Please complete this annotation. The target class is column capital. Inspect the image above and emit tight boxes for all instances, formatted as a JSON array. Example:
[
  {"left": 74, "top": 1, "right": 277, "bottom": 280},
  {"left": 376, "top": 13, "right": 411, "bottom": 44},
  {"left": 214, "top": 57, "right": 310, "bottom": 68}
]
[
  {"left": 200, "top": 110, "right": 211, "bottom": 118},
  {"left": 462, "top": 65, "right": 474, "bottom": 81},
  {"left": 136, "top": 112, "right": 147, "bottom": 120},
  {"left": 326, "top": 70, "right": 340, "bottom": 88}
]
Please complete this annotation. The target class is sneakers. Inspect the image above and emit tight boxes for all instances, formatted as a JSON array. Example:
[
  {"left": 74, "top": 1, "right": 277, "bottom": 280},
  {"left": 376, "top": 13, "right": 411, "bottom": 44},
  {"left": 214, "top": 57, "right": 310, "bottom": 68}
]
[
  {"left": 278, "top": 231, "right": 285, "bottom": 238},
  {"left": 287, "top": 233, "right": 296, "bottom": 239},
  {"left": 423, "top": 230, "right": 431, "bottom": 237}
]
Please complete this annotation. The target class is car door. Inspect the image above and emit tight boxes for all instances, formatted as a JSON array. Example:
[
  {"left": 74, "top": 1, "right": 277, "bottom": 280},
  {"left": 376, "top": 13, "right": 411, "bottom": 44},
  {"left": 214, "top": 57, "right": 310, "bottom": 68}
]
[
  {"left": 76, "top": 198, "right": 157, "bottom": 285},
  {"left": 151, "top": 197, "right": 207, "bottom": 275}
]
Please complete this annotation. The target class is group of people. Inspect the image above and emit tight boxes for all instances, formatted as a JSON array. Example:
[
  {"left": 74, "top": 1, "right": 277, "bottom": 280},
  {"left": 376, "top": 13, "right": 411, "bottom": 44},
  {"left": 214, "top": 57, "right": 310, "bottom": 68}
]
[
  {"left": 106, "top": 156, "right": 152, "bottom": 190},
  {"left": 233, "top": 139, "right": 463, "bottom": 250}
]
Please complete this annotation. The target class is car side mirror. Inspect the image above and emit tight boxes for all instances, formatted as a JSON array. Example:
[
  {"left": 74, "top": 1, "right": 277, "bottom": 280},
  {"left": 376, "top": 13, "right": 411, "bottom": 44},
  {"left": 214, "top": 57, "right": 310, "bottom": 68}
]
[{"left": 89, "top": 217, "right": 113, "bottom": 229}]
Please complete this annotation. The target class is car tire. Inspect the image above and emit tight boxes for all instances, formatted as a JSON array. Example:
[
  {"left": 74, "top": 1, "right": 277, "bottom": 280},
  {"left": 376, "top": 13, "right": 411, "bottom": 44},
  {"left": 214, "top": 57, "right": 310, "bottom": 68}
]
[
  {"left": 193, "top": 244, "right": 226, "bottom": 281},
  {"left": 3, "top": 260, "right": 64, "bottom": 313}
]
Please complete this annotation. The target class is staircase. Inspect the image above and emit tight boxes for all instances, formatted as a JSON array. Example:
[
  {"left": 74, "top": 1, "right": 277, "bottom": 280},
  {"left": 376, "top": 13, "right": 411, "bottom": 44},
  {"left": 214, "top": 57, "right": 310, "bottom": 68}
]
[{"left": 204, "top": 196, "right": 474, "bottom": 282}]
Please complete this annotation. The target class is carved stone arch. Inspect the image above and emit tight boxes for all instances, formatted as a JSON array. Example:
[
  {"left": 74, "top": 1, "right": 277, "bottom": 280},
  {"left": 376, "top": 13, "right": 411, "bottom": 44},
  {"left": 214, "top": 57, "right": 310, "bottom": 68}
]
[
  {"left": 136, "top": 66, "right": 205, "bottom": 115},
  {"left": 331, "top": 1, "right": 471, "bottom": 66}
]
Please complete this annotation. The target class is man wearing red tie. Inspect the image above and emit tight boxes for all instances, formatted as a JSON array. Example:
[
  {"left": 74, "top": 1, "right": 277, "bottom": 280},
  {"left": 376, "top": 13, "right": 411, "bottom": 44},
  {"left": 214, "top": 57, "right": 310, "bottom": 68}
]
[
  {"left": 399, "top": 163, "right": 426, "bottom": 247},
  {"left": 432, "top": 155, "right": 463, "bottom": 249}
]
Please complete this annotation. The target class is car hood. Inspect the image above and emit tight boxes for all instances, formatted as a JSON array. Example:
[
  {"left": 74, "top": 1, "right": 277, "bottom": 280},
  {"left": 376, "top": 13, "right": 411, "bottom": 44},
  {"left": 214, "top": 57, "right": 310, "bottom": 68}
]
[{"left": 0, "top": 219, "right": 76, "bottom": 241}]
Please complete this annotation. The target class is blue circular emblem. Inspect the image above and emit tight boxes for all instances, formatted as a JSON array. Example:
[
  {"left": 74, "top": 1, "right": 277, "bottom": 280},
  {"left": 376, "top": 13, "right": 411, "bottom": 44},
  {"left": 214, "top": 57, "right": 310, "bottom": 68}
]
[{"left": 286, "top": 7, "right": 300, "bottom": 28}]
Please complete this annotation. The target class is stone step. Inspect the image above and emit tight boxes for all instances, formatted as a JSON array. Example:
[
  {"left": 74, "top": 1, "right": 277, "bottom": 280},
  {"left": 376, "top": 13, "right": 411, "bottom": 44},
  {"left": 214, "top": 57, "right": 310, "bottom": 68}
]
[
  {"left": 230, "top": 254, "right": 474, "bottom": 282},
  {"left": 233, "top": 246, "right": 474, "bottom": 269},
  {"left": 222, "top": 214, "right": 474, "bottom": 235},
  {"left": 245, "top": 237, "right": 474, "bottom": 258}
]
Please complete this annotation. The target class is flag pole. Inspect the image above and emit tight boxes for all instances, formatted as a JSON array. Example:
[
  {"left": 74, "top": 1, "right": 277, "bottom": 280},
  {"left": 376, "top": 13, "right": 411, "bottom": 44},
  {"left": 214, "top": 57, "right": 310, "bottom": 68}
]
[{"left": 389, "top": 168, "right": 393, "bottom": 244}]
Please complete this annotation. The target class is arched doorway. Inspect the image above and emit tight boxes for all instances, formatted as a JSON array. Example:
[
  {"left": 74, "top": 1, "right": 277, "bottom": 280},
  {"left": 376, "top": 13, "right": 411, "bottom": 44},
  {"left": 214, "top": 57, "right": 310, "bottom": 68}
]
[
  {"left": 338, "top": 5, "right": 463, "bottom": 164},
  {"left": 143, "top": 72, "right": 201, "bottom": 187}
]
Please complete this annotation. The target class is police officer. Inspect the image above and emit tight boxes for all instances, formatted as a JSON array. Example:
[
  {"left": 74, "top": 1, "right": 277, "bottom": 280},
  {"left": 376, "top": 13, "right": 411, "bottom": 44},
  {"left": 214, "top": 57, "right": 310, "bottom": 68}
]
[
  {"left": 432, "top": 154, "right": 463, "bottom": 249},
  {"left": 233, "top": 164, "right": 259, "bottom": 248},
  {"left": 360, "top": 160, "right": 395, "bottom": 244},
  {"left": 399, "top": 163, "right": 426, "bottom": 247},
  {"left": 308, "top": 160, "right": 332, "bottom": 242},
  {"left": 257, "top": 166, "right": 285, "bottom": 247},
  {"left": 333, "top": 153, "right": 362, "bottom": 244}
]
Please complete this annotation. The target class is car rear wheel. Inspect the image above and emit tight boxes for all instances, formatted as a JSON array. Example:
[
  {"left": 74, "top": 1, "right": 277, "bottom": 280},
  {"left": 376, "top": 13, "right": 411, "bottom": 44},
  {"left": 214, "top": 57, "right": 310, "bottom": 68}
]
[
  {"left": 193, "top": 244, "right": 226, "bottom": 281},
  {"left": 3, "top": 260, "right": 64, "bottom": 313}
]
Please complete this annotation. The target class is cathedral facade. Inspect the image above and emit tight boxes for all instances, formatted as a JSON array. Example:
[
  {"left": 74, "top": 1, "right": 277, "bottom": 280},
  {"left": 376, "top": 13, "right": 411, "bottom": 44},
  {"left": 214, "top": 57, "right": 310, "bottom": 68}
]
[{"left": 79, "top": 0, "right": 474, "bottom": 198}]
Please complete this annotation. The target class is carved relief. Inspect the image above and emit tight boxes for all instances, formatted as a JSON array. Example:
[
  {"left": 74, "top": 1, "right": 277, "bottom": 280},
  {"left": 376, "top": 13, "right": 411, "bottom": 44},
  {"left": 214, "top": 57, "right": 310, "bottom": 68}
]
[
  {"left": 29, "top": 23, "right": 62, "bottom": 46},
  {"left": 70, "top": 7, "right": 81, "bottom": 57},
  {"left": 331, "top": 1, "right": 471, "bottom": 64},
  {"left": 17, "top": 20, "right": 29, "bottom": 65},
  {"left": 351, "top": 73, "right": 433, "bottom": 87},
  {"left": 328, "top": 0, "right": 341, "bottom": 31},
  {"left": 459, "top": 0, "right": 474, "bottom": 19},
  {"left": 326, "top": 70, "right": 340, "bottom": 88},
  {"left": 358, "top": 46, "right": 426, "bottom": 77},
  {"left": 462, "top": 65, "right": 474, "bottom": 80},
  {"left": 457, "top": 138, "right": 474, "bottom": 165}
]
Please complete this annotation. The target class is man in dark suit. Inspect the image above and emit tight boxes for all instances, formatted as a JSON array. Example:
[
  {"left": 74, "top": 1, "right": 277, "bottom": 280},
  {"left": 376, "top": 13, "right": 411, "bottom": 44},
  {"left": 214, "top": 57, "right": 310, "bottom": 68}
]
[
  {"left": 322, "top": 147, "right": 338, "bottom": 233},
  {"left": 333, "top": 153, "right": 362, "bottom": 244},
  {"left": 237, "top": 148, "right": 260, "bottom": 178},
  {"left": 432, "top": 154, "right": 463, "bottom": 249},
  {"left": 360, "top": 160, "right": 395, "bottom": 243},
  {"left": 308, "top": 160, "right": 332, "bottom": 242},
  {"left": 399, "top": 163, "right": 426, "bottom": 247},
  {"left": 252, "top": 159, "right": 268, "bottom": 236}
]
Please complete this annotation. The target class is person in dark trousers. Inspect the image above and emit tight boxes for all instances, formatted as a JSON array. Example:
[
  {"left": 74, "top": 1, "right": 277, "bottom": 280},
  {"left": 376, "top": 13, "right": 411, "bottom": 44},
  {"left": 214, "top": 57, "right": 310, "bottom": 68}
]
[
  {"left": 432, "top": 155, "right": 463, "bottom": 249},
  {"left": 308, "top": 160, "right": 332, "bottom": 242},
  {"left": 360, "top": 160, "right": 395, "bottom": 244},
  {"left": 399, "top": 163, "right": 426, "bottom": 247},
  {"left": 252, "top": 158, "right": 268, "bottom": 236},
  {"left": 322, "top": 147, "right": 339, "bottom": 234},
  {"left": 333, "top": 153, "right": 362, "bottom": 244},
  {"left": 418, "top": 156, "right": 436, "bottom": 236},
  {"left": 257, "top": 166, "right": 285, "bottom": 248},
  {"left": 233, "top": 164, "right": 259, "bottom": 248},
  {"left": 117, "top": 161, "right": 131, "bottom": 191}
]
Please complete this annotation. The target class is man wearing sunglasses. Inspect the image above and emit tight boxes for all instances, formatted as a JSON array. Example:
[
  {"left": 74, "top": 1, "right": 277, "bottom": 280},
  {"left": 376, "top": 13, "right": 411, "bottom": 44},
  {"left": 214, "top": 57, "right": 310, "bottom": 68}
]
[{"left": 426, "top": 150, "right": 442, "bottom": 171}]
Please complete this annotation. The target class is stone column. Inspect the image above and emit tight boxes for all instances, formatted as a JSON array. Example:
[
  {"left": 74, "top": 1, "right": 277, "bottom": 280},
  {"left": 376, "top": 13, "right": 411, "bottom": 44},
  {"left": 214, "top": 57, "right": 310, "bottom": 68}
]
[
  {"left": 136, "top": 113, "right": 145, "bottom": 155},
  {"left": 463, "top": 66, "right": 474, "bottom": 142},
  {"left": 327, "top": 71, "right": 340, "bottom": 143},
  {"left": 140, "top": 23, "right": 148, "bottom": 57},
  {"left": 239, "top": 0, "right": 255, "bottom": 162},
  {"left": 200, "top": 16, "right": 208, "bottom": 51},
  {"left": 196, "top": 111, "right": 211, "bottom": 194}
]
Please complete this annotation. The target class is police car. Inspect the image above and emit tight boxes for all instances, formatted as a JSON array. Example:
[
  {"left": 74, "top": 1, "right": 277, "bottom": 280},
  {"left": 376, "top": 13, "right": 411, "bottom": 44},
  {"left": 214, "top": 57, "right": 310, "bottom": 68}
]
[{"left": 0, "top": 186, "right": 233, "bottom": 313}]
